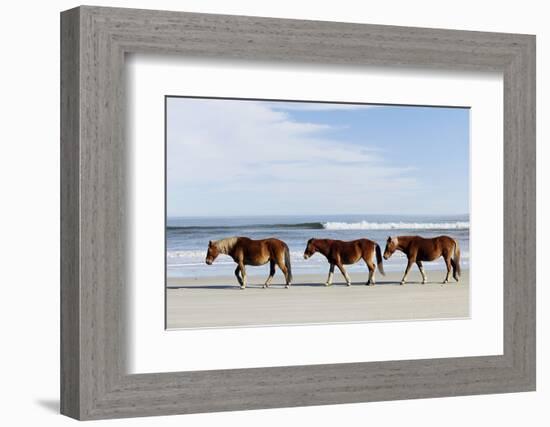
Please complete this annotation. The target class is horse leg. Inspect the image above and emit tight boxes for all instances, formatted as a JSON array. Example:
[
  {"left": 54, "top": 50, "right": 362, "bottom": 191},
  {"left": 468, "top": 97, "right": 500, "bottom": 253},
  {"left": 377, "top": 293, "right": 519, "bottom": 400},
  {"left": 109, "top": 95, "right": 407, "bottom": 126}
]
[
  {"left": 416, "top": 260, "right": 427, "bottom": 284},
  {"left": 336, "top": 261, "right": 352, "bottom": 286},
  {"left": 234, "top": 265, "right": 243, "bottom": 286},
  {"left": 443, "top": 255, "right": 452, "bottom": 283},
  {"left": 365, "top": 257, "right": 376, "bottom": 286},
  {"left": 325, "top": 263, "right": 335, "bottom": 286},
  {"left": 264, "top": 260, "right": 276, "bottom": 288},
  {"left": 275, "top": 256, "right": 290, "bottom": 288},
  {"left": 401, "top": 258, "right": 414, "bottom": 285},
  {"left": 239, "top": 261, "right": 247, "bottom": 289}
]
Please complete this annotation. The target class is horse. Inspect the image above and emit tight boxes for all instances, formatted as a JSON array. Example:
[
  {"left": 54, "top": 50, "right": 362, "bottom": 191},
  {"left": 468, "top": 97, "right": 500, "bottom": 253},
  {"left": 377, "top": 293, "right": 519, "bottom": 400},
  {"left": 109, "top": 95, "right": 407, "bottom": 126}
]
[
  {"left": 383, "top": 235, "right": 461, "bottom": 285},
  {"left": 303, "top": 238, "right": 385, "bottom": 286},
  {"left": 205, "top": 237, "right": 292, "bottom": 289}
]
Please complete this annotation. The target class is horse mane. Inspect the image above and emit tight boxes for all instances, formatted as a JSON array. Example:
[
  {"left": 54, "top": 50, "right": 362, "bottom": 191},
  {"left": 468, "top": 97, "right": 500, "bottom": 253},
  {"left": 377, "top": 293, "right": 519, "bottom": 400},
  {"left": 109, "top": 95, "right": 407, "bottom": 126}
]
[
  {"left": 213, "top": 237, "right": 238, "bottom": 254},
  {"left": 312, "top": 238, "right": 331, "bottom": 254}
]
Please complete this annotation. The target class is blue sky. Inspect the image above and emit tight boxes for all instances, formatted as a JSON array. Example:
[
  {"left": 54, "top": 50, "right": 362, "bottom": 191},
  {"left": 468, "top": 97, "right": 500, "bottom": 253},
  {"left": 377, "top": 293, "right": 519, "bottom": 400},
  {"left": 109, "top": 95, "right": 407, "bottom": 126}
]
[{"left": 167, "top": 97, "right": 469, "bottom": 217}]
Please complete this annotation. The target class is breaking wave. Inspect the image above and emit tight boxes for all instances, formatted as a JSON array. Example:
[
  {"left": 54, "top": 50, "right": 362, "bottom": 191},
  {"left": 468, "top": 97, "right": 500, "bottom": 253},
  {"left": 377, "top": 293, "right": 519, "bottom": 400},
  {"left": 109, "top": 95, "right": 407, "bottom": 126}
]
[
  {"left": 168, "top": 220, "right": 469, "bottom": 233},
  {"left": 322, "top": 221, "right": 470, "bottom": 230}
]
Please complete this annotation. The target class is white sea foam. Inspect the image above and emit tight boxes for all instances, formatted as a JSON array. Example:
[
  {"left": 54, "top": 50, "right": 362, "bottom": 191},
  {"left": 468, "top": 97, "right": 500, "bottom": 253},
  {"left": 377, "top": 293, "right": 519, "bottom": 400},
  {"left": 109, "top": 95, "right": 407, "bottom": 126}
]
[
  {"left": 167, "top": 250, "right": 207, "bottom": 259},
  {"left": 168, "top": 248, "right": 468, "bottom": 261},
  {"left": 167, "top": 250, "right": 326, "bottom": 264},
  {"left": 322, "top": 221, "right": 470, "bottom": 230}
]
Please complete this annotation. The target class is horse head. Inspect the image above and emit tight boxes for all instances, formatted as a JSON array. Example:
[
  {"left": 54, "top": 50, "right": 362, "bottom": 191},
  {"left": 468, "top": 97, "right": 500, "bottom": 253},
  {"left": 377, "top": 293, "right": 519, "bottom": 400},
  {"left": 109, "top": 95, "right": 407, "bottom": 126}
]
[
  {"left": 205, "top": 240, "right": 220, "bottom": 265},
  {"left": 383, "top": 236, "right": 398, "bottom": 260},
  {"left": 303, "top": 238, "right": 317, "bottom": 259}
]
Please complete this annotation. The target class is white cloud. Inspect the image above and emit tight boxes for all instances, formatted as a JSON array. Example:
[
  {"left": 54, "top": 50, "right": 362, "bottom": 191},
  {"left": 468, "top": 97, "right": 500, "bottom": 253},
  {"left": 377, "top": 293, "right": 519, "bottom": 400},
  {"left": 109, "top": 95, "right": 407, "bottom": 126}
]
[
  {"left": 264, "top": 102, "right": 381, "bottom": 112},
  {"left": 167, "top": 98, "right": 417, "bottom": 216}
]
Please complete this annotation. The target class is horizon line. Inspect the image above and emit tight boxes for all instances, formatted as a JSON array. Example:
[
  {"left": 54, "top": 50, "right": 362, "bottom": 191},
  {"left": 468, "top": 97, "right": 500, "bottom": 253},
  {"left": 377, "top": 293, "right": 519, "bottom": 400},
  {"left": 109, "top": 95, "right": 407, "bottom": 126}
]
[{"left": 166, "top": 213, "right": 470, "bottom": 219}]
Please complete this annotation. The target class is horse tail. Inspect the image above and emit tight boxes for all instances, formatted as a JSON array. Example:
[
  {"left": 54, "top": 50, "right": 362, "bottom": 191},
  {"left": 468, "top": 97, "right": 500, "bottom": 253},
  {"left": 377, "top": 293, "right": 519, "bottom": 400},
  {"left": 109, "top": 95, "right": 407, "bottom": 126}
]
[
  {"left": 376, "top": 243, "right": 385, "bottom": 276},
  {"left": 284, "top": 244, "right": 293, "bottom": 283},
  {"left": 453, "top": 239, "right": 461, "bottom": 277}
]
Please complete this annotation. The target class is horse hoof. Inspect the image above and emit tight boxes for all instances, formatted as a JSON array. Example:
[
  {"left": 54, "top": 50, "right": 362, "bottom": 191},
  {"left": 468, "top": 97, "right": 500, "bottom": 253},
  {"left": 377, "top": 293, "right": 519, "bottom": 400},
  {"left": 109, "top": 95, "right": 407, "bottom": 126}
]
[
  {"left": 400, "top": 281, "right": 405, "bottom": 285},
  {"left": 240, "top": 285, "right": 246, "bottom": 289},
  {"left": 285, "top": 285, "right": 290, "bottom": 289},
  {"left": 325, "top": 282, "right": 332, "bottom": 286},
  {"left": 422, "top": 281, "right": 427, "bottom": 285},
  {"left": 346, "top": 282, "right": 352, "bottom": 287}
]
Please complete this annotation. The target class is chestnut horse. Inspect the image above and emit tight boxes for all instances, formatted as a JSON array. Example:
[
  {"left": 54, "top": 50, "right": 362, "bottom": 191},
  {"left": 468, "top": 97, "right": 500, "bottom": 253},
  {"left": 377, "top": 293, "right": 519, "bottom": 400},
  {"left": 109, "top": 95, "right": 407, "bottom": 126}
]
[
  {"left": 383, "top": 235, "right": 461, "bottom": 285},
  {"left": 303, "top": 238, "right": 385, "bottom": 286},
  {"left": 205, "top": 237, "right": 292, "bottom": 289}
]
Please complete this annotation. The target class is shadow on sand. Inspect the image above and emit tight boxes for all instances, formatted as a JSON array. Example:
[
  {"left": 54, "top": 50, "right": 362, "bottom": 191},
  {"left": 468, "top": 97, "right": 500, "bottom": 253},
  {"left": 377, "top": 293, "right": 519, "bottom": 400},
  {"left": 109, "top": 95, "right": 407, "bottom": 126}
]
[{"left": 166, "top": 281, "right": 436, "bottom": 290}]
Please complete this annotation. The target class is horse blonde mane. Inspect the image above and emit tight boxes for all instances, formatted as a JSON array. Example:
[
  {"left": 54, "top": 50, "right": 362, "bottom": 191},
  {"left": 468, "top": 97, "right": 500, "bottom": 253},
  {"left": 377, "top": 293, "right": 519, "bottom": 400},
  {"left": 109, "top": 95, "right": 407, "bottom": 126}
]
[{"left": 213, "top": 237, "right": 238, "bottom": 254}]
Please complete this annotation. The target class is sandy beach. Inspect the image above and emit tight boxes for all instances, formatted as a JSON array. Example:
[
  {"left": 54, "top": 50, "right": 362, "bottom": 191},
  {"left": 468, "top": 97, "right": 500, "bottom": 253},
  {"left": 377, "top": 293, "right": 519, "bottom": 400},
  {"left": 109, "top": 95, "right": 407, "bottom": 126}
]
[{"left": 166, "top": 268, "right": 469, "bottom": 329}]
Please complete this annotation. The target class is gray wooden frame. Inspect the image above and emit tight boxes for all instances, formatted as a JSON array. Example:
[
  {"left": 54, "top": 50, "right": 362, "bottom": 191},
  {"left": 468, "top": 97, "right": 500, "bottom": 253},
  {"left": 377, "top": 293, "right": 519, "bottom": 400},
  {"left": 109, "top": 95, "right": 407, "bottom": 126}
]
[{"left": 61, "top": 5, "right": 536, "bottom": 420}]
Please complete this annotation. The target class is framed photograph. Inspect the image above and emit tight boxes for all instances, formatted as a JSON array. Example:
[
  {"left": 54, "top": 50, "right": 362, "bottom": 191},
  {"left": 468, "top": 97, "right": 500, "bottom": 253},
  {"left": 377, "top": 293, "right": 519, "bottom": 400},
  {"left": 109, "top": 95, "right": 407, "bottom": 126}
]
[
  {"left": 61, "top": 6, "right": 535, "bottom": 420},
  {"left": 165, "top": 96, "right": 471, "bottom": 329}
]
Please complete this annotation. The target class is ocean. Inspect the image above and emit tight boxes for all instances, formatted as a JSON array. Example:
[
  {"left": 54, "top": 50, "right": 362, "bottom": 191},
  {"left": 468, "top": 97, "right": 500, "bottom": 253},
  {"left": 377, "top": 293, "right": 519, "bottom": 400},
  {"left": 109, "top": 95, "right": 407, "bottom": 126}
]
[{"left": 166, "top": 214, "right": 469, "bottom": 279}]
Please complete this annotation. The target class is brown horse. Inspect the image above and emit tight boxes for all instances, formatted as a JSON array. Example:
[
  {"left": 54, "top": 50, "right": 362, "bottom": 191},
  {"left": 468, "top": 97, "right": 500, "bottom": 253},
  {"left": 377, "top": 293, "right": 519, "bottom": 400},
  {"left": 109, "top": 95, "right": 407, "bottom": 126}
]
[
  {"left": 303, "top": 238, "right": 385, "bottom": 286},
  {"left": 205, "top": 237, "right": 292, "bottom": 289},
  {"left": 383, "top": 235, "right": 461, "bottom": 285}
]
